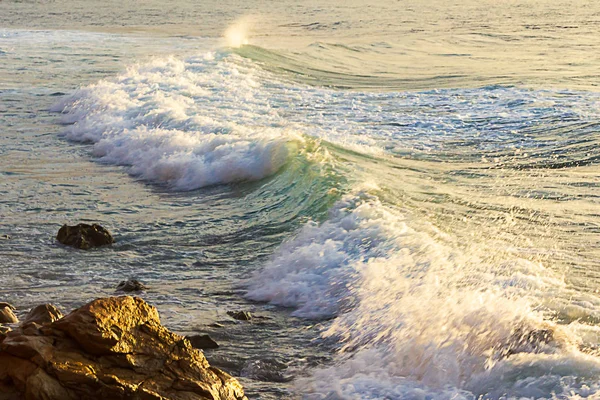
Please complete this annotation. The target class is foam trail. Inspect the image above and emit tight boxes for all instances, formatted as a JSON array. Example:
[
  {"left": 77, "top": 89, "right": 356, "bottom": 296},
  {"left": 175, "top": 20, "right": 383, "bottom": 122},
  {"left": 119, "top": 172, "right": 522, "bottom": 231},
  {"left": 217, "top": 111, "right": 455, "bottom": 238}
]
[{"left": 246, "top": 189, "right": 600, "bottom": 399}]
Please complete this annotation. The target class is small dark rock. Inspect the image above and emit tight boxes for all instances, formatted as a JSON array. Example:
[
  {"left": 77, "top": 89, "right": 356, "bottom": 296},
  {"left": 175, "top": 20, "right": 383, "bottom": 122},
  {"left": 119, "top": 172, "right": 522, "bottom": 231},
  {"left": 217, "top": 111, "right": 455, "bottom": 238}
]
[
  {"left": 116, "top": 279, "right": 147, "bottom": 293},
  {"left": 56, "top": 223, "right": 114, "bottom": 250},
  {"left": 187, "top": 334, "right": 219, "bottom": 349},
  {"left": 0, "top": 304, "right": 18, "bottom": 324},
  {"left": 227, "top": 311, "right": 252, "bottom": 321},
  {"left": 23, "top": 304, "right": 63, "bottom": 325}
]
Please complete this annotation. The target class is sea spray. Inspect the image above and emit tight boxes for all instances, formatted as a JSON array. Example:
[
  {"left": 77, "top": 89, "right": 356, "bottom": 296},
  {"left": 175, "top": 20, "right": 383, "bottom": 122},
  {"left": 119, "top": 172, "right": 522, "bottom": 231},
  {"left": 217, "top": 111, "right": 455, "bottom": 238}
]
[
  {"left": 49, "top": 42, "right": 600, "bottom": 400},
  {"left": 246, "top": 187, "right": 600, "bottom": 398}
]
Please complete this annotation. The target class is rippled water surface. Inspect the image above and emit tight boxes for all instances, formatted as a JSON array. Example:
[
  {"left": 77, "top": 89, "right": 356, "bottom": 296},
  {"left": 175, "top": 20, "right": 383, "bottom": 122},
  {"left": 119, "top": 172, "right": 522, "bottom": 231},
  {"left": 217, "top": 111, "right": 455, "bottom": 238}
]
[{"left": 2, "top": 1, "right": 600, "bottom": 399}]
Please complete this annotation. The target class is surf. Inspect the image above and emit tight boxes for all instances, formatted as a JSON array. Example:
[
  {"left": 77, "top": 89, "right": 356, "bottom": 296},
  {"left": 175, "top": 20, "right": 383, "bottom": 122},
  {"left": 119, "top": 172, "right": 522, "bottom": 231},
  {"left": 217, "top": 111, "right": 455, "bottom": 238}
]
[{"left": 52, "top": 44, "right": 600, "bottom": 399}]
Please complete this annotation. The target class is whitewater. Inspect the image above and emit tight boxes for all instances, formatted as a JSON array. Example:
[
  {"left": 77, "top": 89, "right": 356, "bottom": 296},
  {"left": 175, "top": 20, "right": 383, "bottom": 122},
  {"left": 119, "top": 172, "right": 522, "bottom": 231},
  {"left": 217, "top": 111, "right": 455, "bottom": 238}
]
[{"left": 2, "top": 0, "right": 600, "bottom": 398}]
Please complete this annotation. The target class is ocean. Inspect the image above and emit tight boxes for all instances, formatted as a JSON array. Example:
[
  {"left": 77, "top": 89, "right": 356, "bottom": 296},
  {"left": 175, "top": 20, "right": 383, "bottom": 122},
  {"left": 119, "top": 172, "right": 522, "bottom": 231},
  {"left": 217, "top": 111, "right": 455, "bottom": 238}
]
[{"left": 2, "top": 0, "right": 600, "bottom": 398}]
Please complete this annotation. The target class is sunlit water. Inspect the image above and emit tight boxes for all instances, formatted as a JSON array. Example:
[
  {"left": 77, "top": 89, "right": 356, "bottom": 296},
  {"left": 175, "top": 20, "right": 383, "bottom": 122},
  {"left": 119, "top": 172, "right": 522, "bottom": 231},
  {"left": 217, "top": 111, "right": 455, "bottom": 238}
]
[{"left": 2, "top": 1, "right": 600, "bottom": 398}]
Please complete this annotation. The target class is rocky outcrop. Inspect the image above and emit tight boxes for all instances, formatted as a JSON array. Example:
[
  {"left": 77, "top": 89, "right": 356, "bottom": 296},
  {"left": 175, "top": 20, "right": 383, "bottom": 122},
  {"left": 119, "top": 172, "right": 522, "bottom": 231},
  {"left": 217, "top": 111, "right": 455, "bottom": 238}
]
[
  {"left": 116, "top": 279, "right": 147, "bottom": 293},
  {"left": 56, "top": 223, "right": 114, "bottom": 250},
  {"left": 23, "top": 304, "right": 63, "bottom": 325},
  {"left": 0, "top": 303, "right": 18, "bottom": 324},
  {"left": 0, "top": 296, "right": 246, "bottom": 400}
]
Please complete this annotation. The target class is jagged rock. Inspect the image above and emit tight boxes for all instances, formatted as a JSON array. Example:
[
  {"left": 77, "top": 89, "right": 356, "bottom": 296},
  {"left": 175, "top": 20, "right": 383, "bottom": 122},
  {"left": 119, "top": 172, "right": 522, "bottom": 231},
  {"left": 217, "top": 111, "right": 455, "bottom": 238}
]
[
  {"left": 0, "top": 296, "right": 246, "bottom": 400},
  {"left": 227, "top": 311, "right": 252, "bottom": 321},
  {"left": 56, "top": 223, "right": 114, "bottom": 250},
  {"left": 187, "top": 334, "right": 219, "bottom": 350},
  {"left": 116, "top": 279, "right": 147, "bottom": 293},
  {"left": 0, "top": 325, "right": 11, "bottom": 343},
  {"left": 0, "top": 303, "right": 18, "bottom": 324},
  {"left": 23, "top": 304, "right": 63, "bottom": 325}
]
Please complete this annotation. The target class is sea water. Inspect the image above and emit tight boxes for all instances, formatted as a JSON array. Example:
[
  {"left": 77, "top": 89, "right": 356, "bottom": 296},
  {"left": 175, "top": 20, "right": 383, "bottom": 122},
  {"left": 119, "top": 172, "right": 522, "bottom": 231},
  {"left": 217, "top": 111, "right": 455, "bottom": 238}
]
[{"left": 2, "top": 0, "right": 600, "bottom": 398}]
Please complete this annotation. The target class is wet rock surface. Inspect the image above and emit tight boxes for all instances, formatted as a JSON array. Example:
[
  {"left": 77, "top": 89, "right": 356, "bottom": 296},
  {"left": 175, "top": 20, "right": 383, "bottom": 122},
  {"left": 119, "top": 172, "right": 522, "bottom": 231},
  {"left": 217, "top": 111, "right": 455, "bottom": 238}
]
[
  {"left": 0, "top": 296, "right": 247, "bottom": 400},
  {"left": 116, "top": 279, "right": 147, "bottom": 293},
  {"left": 23, "top": 304, "right": 63, "bottom": 325},
  {"left": 187, "top": 334, "right": 219, "bottom": 350},
  {"left": 56, "top": 223, "right": 114, "bottom": 250},
  {"left": 0, "top": 303, "right": 18, "bottom": 324}
]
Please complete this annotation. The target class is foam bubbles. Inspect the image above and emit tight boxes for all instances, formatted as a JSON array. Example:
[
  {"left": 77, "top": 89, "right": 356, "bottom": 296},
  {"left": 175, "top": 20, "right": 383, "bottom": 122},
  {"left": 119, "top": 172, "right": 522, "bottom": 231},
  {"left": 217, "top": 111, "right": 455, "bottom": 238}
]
[
  {"left": 246, "top": 189, "right": 600, "bottom": 398},
  {"left": 54, "top": 54, "right": 298, "bottom": 190}
]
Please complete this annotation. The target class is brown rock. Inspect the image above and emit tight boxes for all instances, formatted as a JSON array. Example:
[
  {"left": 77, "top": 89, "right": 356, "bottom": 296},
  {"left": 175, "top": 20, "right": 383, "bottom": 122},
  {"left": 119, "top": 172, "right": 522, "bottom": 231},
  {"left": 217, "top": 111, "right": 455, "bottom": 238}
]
[
  {"left": 0, "top": 325, "right": 12, "bottom": 342},
  {"left": 116, "top": 279, "right": 147, "bottom": 293},
  {"left": 187, "top": 334, "right": 219, "bottom": 350},
  {"left": 0, "top": 302, "right": 15, "bottom": 310},
  {"left": 52, "top": 296, "right": 160, "bottom": 356},
  {"left": 0, "top": 304, "right": 18, "bottom": 324},
  {"left": 56, "top": 223, "right": 114, "bottom": 250},
  {"left": 23, "top": 304, "right": 63, "bottom": 326},
  {"left": 0, "top": 296, "right": 246, "bottom": 400}
]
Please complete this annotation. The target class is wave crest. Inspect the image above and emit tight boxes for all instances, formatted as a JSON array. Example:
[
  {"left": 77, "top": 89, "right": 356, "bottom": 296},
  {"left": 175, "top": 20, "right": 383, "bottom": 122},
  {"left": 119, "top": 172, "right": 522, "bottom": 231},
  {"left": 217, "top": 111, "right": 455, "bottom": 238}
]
[{"left": 53, "top": 54, "right": 299, "bottom": 190}]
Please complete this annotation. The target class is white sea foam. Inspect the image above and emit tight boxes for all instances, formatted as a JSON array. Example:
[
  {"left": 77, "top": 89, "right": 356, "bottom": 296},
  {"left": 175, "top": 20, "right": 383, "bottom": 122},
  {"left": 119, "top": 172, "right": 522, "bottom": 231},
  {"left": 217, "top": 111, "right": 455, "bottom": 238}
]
[
  {"left": 54, "top": 50, "right": 394, "bottom": 189},
  {"left": 53, "top": 54, "right": 302, "bottom": 190},
  {"left": 53, "top": 46, "right": 600, "bottom": 398},
  {"left": 246, "top": 188, "right": 600, "bottom": 399},
  {"left": 55, "top": 48, "right": 600, "bottom": 192}
]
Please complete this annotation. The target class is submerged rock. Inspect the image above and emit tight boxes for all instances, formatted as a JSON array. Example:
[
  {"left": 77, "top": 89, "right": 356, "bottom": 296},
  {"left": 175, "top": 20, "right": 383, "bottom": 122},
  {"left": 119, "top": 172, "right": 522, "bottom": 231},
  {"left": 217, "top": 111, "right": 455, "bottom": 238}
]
[
  {"left": 187, "top": 334, "right": 219, "bottom": 349},
  {"left": 227, "top": 311, "right": 252, "bottom": 321},
  {"left": 23, "top": 304, "right": 63, "bottom": 325},
  {"left": 0, "top": 303, "right": 18, "bottom": 324},
  {"left": 116, "top": 279, "right": 147, "bottom": 293},
  {"left": 494, "top": 326, "right": 556, "bottom": 360},
  {"left": 56, "top": 223, "right": 114, "bottom": 250},
  {"left": 240, "top": 359, "right": 292, "bottom": 383},
  {"left": 0, "top": 296, "right": 247, "bottom": 400}
]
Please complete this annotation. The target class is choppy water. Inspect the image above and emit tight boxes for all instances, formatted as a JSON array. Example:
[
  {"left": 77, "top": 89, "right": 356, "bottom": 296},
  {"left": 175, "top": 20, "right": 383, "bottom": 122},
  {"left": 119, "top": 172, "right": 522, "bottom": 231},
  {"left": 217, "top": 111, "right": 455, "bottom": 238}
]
[{"left": 2, "top": 1, "right": 600, "bottom": 398}]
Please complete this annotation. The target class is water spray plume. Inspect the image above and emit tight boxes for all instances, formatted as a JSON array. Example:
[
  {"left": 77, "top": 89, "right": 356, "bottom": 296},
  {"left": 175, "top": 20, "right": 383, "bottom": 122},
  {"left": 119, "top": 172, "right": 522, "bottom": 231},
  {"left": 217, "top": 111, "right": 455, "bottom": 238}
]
[{"left": 225, "top": 18, "right": 250, "bottom": 48}]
